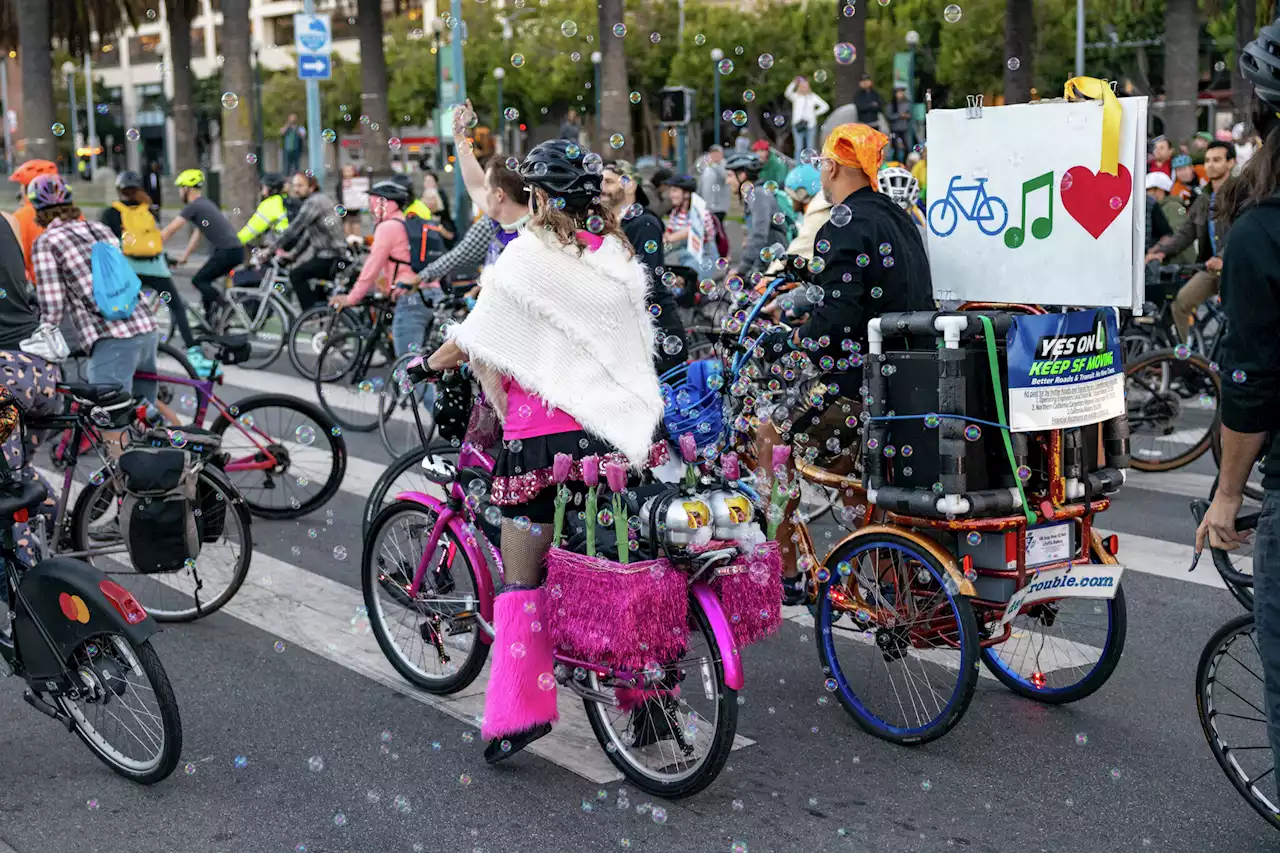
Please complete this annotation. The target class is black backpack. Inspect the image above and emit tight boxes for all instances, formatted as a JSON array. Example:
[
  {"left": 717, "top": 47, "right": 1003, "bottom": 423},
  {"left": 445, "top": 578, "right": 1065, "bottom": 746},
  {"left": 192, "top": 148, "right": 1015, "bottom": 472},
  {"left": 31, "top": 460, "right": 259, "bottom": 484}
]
[{"left": 394, "top": 216, "right": 447, "bottom": 274}]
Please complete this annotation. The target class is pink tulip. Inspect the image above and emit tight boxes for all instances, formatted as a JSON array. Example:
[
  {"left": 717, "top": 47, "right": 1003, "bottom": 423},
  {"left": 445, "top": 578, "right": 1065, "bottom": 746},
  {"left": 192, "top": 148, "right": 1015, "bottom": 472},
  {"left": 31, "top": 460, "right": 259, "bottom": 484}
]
[
  {"left": 721, "top": 452, "right": 741, "bottom": 481},
  {"left": 553, "top": 453, "right": 573, "bottom": 484},
  {"left": 581, "top": 455, "right": 600, "bottom": 487},
  {"left": 605, "top": 461, "right": 627, "bottom": 493},
  {"left": 679, "top": 432, "right": 697, "bottom": 463},
  {"left": 771, "top": 445, "right": 791, "bottom": 472}
]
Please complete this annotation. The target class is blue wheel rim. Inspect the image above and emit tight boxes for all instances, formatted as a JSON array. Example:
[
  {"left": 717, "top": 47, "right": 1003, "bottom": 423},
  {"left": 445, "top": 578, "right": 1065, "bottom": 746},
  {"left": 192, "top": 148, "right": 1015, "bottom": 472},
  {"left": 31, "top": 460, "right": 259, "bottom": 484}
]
[
  {"left": 979, "top": 593, "right": 1118, "bottom": 695},
  {"left": 817, "top": 539, "right": 974, "bottom": 740}
]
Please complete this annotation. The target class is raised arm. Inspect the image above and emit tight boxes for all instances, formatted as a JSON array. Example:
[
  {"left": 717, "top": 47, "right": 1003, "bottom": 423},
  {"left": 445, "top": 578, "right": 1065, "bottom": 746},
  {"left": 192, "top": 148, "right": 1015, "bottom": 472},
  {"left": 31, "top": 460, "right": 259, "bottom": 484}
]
[{"left": 452, "top": 100, "right": 491, "bottom": 218}]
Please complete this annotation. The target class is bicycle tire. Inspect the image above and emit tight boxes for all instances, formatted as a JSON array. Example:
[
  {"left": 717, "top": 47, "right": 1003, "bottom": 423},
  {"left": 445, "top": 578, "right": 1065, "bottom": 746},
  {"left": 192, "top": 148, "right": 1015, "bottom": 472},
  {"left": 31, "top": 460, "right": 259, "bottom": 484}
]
[
  {"left": 1196, "top": 613, "right": 1280, "bottom": 831},
  {"left": 363, "top": 440, "right": 459, "bottom": 539},
  {"left": 141, "top": 289, "right": 176, "bottom": 345},
  {"left": 59, "top": 635, "right": 183, "bottom": 784},
  {"left": 378, "top": 353, "right": 436, "bottom": 459},
  {"left": 314, "top": 330, "right": 395, "bottom": 432},
  {"left": 582, "top": 598, "right": 737, "bottom": 798},
  {"left": 209, "top": 393, "right": 348, "bottom": 519},
  {"left": 1125, "top": 348, "right": 1220, "bottom": 472},
  {"left": 218, "top": 291, "right": 290, "bottom": 370},
  {"left": 287, "top": 304, "right": 361, "bottom": 381},
  {"left": 362, "top": 500, "right": 491, "bottom": 694},
  {"left": 68, "top": 466, "right": 254, "bottom": 621}
]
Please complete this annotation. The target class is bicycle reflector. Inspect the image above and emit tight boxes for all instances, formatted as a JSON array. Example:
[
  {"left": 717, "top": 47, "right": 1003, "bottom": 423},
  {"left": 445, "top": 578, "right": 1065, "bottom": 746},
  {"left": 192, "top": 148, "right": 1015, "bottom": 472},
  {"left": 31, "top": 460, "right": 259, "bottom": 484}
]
[{"left": 99, "top": 579, "right": 148, "bottom": 625}]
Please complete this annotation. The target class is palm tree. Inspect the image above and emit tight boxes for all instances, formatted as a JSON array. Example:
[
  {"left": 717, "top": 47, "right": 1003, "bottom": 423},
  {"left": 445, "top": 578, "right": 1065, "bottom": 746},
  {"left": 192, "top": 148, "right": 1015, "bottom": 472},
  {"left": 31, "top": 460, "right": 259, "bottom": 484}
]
[
  {"left": 356, "top": 0, "right": 391, "bottom": 176},
  {"left": 1235, "top": 0, "right": 1257, "bottom": 121},
  {"left": 833, "top": 3, "right": 866, "bottom": 109},
  {"left": 0, "top": 0, "right": 142, "bottom": 162},
  {"left": 1003, "top": 0, "right": 1034, "bottom": 104},
  {"left": 597, "top": 0, "right": 632, "bottom": 160},
  {"left": 1162, "top": 0, "right": 1201, "bottom": 144},
  {"left": 165, "top": 0, "right": 200, "bottom": 171},
  {"left": 220, "top": 0, "right": 257, "bottom": 223}
]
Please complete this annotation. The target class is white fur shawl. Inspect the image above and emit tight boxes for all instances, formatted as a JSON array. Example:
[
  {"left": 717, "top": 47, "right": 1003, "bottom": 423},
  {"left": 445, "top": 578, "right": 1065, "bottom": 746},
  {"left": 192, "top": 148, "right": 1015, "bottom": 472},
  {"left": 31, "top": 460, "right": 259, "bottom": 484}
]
[{"left": 447, "top": 229, "right": 664, "bottom": 467}]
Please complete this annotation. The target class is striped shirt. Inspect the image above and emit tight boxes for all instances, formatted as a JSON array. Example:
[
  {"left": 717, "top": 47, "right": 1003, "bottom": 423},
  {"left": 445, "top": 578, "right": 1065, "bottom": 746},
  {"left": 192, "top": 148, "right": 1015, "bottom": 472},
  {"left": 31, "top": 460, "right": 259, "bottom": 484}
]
[{"left": 31, "top": 218, "right": 157, "bottom": 351}]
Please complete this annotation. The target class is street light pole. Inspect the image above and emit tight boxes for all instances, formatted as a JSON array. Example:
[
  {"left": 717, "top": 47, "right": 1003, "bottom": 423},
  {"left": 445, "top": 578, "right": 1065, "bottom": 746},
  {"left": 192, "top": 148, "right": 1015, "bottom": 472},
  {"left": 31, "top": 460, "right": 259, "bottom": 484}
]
[
  {"left": 494, "top": 67, "right": 505, "bottom": 154},
  {"left": 449, "top": 0, "right": 469, "bottom": 222},
  {"left": 710, "top": 47, "right": 724, "bottom": 147},
  {"left": 84, "top": 54, "right": 97, "bottom": 176},
  {"left": 904, "top": 30, "right": 920, "bottom": 154},
  {"left": 62, "top": 62, "right": 79, "bottom": 177},
  {"left": 1075, "top": 0, "right": 1085, "bottom": 78},
  {"left": 252, "top": 47, "right": 265, "bottom": 174},
  {"left": 591, "top": 52, "right": 602, "bottom": 149}
]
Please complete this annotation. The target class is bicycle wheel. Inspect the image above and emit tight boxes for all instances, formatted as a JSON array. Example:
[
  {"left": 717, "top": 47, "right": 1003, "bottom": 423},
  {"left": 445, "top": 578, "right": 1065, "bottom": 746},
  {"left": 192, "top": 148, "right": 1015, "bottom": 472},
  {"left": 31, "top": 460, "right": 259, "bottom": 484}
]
[
  {"left": 141, "top": 289, "right": 176, "bottom": 345},
  {"left": 210, "top": 393, "right": 347, "bottom": 519},
  {"left": 150, "top": 342, "right": 203, "bottom": 425},
  {"left": 1211, "top": 428, "right": 1266, "bottom": 504},
  {"left": 581, "top": 596, "right": 738, "bottom": 798},
  {"left": 56, "top": 633, "right": 182, "bottom": 784},
  {"left": 362, "top": 500, "right": 491, "bottom": 694},
  {"left": 288, "top": 304, "right": 361, "bottom": 380},
  {"left": 379, "top": 354, "right": 437, "bottom": 458},
  {"left": 315, "top": 330, "right": 395, "bottom": 432},
  {"left": 1197, "top": 613, "right": 1280, "bottom": 830},
  {"left": 69, "top": 466, "right": 253, "bottom": 621},
  {"left": 1126, "top": 348, "right": 1220, "bottom": 471},
  {"left": 980, "top": 552, "right": 1126, "bottom": 703},
  {"left": 815, "top": 531, "right": 981, "bottom": 745},
  {"left": 218, "top": 291, "right": 290, "bottom": 370},
  {"left": 927, "top": 198, "right": 958, "bottom": 237},
  {"left": 363, "top": 441, "right": 458, "bottom": 539}
]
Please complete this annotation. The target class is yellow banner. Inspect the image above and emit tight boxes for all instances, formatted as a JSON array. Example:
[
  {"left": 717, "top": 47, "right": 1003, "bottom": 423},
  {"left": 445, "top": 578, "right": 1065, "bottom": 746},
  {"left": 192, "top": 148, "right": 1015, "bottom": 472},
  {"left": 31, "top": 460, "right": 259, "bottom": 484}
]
[{"left": 1064, "top": 77, "right": 1122, "bottom": 176}]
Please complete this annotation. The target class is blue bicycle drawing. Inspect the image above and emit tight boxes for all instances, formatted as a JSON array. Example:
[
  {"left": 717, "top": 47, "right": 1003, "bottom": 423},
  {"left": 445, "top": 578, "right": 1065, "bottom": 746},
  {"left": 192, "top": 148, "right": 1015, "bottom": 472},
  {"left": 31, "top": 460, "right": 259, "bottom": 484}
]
[{"left": 927, "top": 176, "right": 1009, "bottom": 238}]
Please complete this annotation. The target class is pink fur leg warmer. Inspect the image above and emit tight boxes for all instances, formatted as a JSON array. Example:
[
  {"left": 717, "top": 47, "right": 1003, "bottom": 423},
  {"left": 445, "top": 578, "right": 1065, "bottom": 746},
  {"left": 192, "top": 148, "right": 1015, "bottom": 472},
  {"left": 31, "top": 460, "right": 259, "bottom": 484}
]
[{"left": 481, "top": 588, "right": 559, "bottom": 741}]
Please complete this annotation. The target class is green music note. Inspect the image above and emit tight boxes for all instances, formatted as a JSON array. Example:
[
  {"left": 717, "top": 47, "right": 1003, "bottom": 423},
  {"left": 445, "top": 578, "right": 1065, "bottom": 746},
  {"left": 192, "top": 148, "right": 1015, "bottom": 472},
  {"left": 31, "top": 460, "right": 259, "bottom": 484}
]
[{"left": 1003, "top": 171, "right": 1055, "bottom": 249}]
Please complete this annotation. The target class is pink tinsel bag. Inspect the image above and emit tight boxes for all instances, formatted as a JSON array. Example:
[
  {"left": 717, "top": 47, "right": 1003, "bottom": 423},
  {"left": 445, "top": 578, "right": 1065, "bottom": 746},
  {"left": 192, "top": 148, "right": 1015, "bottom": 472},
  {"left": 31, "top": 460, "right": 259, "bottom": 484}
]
[
  {"left": 544, "top": 549, "right": 689, "bottom": 671},
  {"left": 463, "top": 395, "right": 501, "bottom": 450},
  {"left": 712, "top": 541, "right": 783, "bottom": 648}
]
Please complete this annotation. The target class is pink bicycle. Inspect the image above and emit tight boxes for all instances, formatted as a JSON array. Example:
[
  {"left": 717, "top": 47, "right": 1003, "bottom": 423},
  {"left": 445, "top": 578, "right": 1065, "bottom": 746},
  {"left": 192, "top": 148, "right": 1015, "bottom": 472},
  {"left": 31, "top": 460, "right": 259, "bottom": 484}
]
[{"left": 360, "top": 382, "right": 745, "bottom": 798}]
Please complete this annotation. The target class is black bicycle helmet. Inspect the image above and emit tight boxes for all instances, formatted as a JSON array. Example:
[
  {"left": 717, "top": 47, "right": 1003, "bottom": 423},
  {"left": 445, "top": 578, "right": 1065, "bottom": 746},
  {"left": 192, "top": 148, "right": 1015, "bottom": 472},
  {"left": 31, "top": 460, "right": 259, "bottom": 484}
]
[
  {"left": 261, "top": 172, "right": 286, "bottom": 194},
  {"left": 390, "top": 172, "right": 417, "bottom": 200},
  {"left": 724, "top": 151, "right": 765, "bottom": 177},
  {"left": 668, "top": 174, "right": 697, "bottom": 192},
  {"left": 114, "top": 170, "right": 144, "bottom": 191},
  {"left": 1240, "top": 17, "right": 1280, "bottom": 109},
  {"left": 368, "top": 177, "right": 411, "bottom": 206},
  {"left": 518, "top": 139, "right": 600, "bottom": 201}
]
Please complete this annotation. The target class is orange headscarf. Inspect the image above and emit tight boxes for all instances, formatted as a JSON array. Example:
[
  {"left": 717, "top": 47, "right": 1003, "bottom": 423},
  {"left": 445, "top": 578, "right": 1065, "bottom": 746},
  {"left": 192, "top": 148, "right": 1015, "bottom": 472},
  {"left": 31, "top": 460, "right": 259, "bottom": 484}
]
[{"left": 822, "top": 123, "right": 889, "bottom": 190}]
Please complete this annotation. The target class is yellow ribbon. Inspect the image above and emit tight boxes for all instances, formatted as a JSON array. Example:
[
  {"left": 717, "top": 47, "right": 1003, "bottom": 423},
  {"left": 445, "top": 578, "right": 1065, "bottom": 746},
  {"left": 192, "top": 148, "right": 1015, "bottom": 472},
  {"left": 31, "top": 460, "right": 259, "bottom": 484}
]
[{"left": 1064, "top": 77, "right": 1122, "bottom": 176}]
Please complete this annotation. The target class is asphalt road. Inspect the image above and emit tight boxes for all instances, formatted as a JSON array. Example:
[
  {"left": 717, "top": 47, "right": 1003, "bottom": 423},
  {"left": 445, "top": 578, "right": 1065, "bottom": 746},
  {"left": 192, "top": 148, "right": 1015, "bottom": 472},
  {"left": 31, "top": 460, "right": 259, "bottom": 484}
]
[{"left": 0, "top": 266, "right": 1273, "bottom": 853}]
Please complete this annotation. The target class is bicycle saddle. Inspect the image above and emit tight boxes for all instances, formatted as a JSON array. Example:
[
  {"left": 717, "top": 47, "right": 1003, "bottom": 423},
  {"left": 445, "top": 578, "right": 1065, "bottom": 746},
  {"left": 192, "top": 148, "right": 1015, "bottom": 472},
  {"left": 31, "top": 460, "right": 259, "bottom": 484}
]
[
  {"left": 57, "top": 382, "right": 130, "bottom": 406},
  {"left": 0, "top": 477, "right": 48, "bottom": 520}
]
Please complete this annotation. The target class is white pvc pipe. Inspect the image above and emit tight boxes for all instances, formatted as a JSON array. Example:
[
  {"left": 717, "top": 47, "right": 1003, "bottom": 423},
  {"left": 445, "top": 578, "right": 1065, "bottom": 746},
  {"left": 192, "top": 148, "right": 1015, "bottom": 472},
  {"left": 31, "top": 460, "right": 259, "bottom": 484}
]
[
  {"left": 866, "top": 318, "right": 884, "bottom": 355},
  {"left": 934, "top": 315, "right": 969, "bottom": 349}
]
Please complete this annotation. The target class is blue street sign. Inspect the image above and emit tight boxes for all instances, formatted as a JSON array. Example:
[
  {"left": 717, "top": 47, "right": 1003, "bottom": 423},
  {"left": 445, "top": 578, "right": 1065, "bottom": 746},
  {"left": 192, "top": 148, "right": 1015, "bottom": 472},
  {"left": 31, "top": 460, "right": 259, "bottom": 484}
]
[
  {"left": 294, "top": 13, "right": 332, "bottom": 55},
  {"left": 297, "top": 54, "right": 331, "bottom": 80}
]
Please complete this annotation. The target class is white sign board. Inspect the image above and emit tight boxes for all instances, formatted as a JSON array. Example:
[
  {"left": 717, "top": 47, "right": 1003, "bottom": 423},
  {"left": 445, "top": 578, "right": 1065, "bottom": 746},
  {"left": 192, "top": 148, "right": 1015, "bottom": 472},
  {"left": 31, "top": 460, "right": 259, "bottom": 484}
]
[
  {"left": 999, "top": 562, "right": 1125, "bottom": 627},
  {"left": 925, "top": 97, "right": 1148, "bottom": 310},
  {"left": 687, "top": 192, "right": 708, "bottom": 257},
  {"left": 294, "top": 13, "right": 333, "bottom": 55},
  {"left": 343, "top": 176, "right": 370, "bottom": 211}
]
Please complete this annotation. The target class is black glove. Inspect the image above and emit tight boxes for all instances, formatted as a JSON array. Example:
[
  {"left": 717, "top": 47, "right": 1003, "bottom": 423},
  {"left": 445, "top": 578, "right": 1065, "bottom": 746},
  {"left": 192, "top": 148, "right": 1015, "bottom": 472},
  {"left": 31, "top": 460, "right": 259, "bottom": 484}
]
[{"left": 756, "top": 326, "right": 795, "bottom": 362}]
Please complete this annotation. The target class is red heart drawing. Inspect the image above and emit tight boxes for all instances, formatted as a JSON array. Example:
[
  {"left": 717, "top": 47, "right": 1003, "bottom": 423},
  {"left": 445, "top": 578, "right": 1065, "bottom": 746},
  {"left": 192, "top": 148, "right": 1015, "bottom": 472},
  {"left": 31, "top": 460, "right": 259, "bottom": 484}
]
[{"left": 1059, "top": 164, "right": 1133, "bottom": 239}]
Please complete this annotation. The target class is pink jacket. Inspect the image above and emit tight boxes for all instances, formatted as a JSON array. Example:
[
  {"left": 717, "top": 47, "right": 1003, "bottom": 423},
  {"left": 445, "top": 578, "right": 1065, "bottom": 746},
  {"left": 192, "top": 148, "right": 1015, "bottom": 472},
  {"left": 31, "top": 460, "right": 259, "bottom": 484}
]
[{"left": 348, "top": 204, "right": 422, "bottom": 302}]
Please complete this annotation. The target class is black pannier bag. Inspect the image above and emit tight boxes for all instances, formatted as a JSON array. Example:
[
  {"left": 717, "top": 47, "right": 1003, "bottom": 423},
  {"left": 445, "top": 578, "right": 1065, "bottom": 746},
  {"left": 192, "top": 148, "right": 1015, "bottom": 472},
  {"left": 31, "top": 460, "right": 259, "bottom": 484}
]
[{"left": 117, "top": 448, "right": 201, "bottom": 573}]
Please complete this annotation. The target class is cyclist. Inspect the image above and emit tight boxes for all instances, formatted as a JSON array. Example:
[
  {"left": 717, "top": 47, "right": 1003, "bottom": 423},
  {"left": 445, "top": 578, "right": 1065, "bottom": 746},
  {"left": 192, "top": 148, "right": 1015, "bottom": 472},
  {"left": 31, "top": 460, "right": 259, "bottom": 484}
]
[
  {"left": 275, "top": 172, "right": 347, "bottom": 312},
  {"left": 1141, "top": 172, "right": 1176, "bottom": 254},
  {"left": 333, "top": 178, "right": 438, "bottom": 358},
  {"left": 877, "top": 164, "right": 926, "bottom": 229},
  {"left": 29, "top": 175, "right": 160, "bottom": 426},
  {"left": 602, "top": 159, "right": 686, "bottom": 373},
  {"left": 1145, "top": 140, "right": 1237, "bottom": 342},
  {"left": 425, "top": 139, "right": 663, "bottom": 764},
  {"left": 1195, "top": 15, "right": 1280, "bottom": 800},
  {"left": 159, "top": 169, "right": 245, "bottom": 324},
  {"left": 780, "top": 163, "right": 832, "bottom": 261},
  {"left": 8, "top": 159, "right": 59, "bottom": 283},
  {"left": 451, "top": 100, "right": 535, "bottom": 270},
  {"left": 101, "top": 171, "right": 211, "bottom": 375},
  {"left": 753, "top": 123, "right": 934, "bottom": 604},
  {"left": 662, "top": 174, "right": 721, "bottom": 278},
  {"left": 236, "top": 172, "right": 290, "bottom": 245},
  {"left": 724, "top": 150, "right": 789, "bottom": 281},
  {"left": 752, "top": 139, "right": 789, "bottom": 188}
]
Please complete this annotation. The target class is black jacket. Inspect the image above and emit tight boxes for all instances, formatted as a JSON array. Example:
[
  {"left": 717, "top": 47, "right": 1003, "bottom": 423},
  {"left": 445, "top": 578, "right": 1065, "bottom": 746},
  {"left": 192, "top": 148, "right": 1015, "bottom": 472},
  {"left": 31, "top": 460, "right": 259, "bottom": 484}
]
[
  {"left": 623, "top": 208, "right": 685, "bottom": 374},
  {"left": 798, "top": 187, "right": 934, "bottom": 364},
  {"left": 1219, "top": 193, "right": 1280, "bottom": 488},
  {"left": 854, "top": 89, "right": 885, "bottom": 125}
]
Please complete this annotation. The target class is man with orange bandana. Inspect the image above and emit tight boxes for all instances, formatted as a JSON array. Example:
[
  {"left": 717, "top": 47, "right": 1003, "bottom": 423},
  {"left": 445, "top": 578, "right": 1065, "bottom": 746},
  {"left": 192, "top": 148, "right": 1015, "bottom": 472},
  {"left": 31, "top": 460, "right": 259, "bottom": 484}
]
[
  {"left": 753, "top": 123, "right": 935, "bottom": 605},
  {"left": 8, "top": 160, "right": 59, "bottom": 282}
]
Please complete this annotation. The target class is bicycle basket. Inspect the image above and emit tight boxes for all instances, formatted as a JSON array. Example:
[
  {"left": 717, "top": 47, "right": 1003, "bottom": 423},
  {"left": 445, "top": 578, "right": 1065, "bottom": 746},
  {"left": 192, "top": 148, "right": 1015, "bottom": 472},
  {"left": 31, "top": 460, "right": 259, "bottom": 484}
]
[
  {"left": 118, "top": 448, "right": 201, "bottom": 573},
  {"left": 660, "top": 359, "right": 725, "bottom": 450},
  {"left": 230, "top": 266, "right": 264, "bottom": 288}
]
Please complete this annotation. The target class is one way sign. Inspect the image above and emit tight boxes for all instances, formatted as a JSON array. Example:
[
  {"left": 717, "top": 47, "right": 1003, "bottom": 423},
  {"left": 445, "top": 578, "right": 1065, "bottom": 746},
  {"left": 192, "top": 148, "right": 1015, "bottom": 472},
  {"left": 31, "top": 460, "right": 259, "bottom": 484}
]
[{"left": 297, "top": 54, "right": 331, "bottom": 80}]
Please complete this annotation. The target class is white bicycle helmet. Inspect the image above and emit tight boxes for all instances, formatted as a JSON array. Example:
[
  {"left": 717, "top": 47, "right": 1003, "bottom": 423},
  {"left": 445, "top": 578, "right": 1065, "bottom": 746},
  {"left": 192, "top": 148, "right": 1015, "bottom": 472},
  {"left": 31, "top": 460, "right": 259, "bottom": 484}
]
[{"left": 877, "top": 165, "right": 920, "bottom": 210}]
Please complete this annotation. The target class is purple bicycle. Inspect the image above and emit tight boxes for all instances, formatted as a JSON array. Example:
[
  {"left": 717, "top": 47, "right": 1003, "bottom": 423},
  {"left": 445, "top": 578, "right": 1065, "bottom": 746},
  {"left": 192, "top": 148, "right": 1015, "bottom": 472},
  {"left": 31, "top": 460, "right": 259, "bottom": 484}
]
[{"left": 361, "top": 380, "right": 744, "bottom": 798}]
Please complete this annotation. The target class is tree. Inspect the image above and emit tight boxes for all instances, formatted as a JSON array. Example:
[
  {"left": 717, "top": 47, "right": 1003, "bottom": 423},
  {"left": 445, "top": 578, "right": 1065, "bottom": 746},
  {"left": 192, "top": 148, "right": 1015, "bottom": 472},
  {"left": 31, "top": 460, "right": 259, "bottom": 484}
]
[
  {"left": 166, "top": 0, "right": 200, "bottom": 171},
  {"left": 598, "top": 0, "right": 633, "bottom": 159},
  {"left": 834, "top": 2, "right": 866, "bottom": 108},
  {"left": 356, "top": 0, "right": 392, "bottom": 175},
  {"left": 1162, "top": 0, "right": 1202, "bottom": 144},
  {"left": 1004, "top": 0, "right": 1035, "bottom": 103},
  {"left": 220, "top": 0, "right": 257, "bottom": 222}
]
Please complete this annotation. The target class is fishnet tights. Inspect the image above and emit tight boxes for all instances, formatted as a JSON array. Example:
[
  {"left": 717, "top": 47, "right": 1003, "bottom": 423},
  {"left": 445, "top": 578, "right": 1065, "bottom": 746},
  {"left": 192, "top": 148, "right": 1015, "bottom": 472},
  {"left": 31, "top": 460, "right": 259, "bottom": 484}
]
[{"left": 500, "top": 518, "right": 554, "bottom": 589}]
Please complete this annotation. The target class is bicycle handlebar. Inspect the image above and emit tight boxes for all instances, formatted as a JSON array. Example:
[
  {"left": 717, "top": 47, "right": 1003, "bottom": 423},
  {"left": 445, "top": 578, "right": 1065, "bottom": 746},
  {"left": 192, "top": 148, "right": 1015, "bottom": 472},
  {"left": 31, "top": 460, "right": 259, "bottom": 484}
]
[{"left": 1188, "top": 499, "right": 1260, "bottom": 588}]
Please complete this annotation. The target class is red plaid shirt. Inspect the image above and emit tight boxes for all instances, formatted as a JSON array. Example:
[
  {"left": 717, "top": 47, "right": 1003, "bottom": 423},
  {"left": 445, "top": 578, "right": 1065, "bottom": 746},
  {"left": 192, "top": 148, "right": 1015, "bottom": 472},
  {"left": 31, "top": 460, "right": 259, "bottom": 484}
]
[{"left": 31, "top": 218, "right": 157, "bottom": 352}]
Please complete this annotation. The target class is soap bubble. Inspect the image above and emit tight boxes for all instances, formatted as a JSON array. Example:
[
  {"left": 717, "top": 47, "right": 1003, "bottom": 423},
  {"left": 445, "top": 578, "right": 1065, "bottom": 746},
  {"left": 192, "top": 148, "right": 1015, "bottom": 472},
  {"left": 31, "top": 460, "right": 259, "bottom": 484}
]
[
  {"left": 964, "top": 424, "right": 982, "bottom": 441},
  {"left": 1232, "top": 369, "right": 1247, "bottom": 383},
  {"left": 629, "top": 91, "right": 642, "bottom": 104},
  {"left": 833, "top": 43, "right": 857, "bottom": 64},
  {"left": 731, "top": 110, "right": 749, "bottom": 127},
  {"left": 830, "top": 204, "right": 852, "bottom": 227},
  {"left": 758, "top": 53, "right": 774, "bottom": 69},
  {"left": 1007, "top": 57, "right": 1021, "bottom": 71},
  {"left": 718, "top": 59, "right": 735, "bottom": 75},
  {"left": 561, "top": 20, "right": 578, "bottom": 37},
  {"left": 308, "top": 755, "right": 325, "bottom": 772},
  {"left": 245, "top": 152, "right": 258, "bottom": 165},
  {"left": 221, "top": 92, "right": 240, "bottom": 109},
  {"left": 322, "top": 128, "right": 337, "bottom": 143},
  {"left": 52, "top": 123, "right": 66, "bottom": 137},
  {"left": 294, "top": 425, "right": 316, "bottom": 445},
  {"left": 126, "top": 127, "right": 141, "bottom": 142},
  {"left": 966, "top": 531, "right": 982, "bottom": 546},
  {"left": 510, "top": 53, "right": 525, "bottom": 67},
  {"left": 609, "top": 133, "right": 625, "bottom": 149},
  {"left": 943, "top": 4, "right": 963, "bottom": 23},
  {"left": 613, "top": 23, "right": 627, "bottom": 36}
]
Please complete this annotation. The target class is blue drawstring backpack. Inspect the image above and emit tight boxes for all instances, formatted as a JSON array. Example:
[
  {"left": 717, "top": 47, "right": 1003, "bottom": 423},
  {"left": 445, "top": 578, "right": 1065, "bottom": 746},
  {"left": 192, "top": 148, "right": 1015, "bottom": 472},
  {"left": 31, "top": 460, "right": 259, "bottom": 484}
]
[{"left": 90, "top": 241, "right": 142, "bottom": 320}]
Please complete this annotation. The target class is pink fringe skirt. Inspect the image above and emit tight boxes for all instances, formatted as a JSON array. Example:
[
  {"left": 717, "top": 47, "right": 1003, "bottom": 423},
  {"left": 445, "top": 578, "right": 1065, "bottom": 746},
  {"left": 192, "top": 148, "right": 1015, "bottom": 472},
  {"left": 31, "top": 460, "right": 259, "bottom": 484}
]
[
  {"left": 711, "top": 541, "right": 783, "bottom": 648},
  {"left": 544, "top": 548, "right": 688, "bottom": 672}
]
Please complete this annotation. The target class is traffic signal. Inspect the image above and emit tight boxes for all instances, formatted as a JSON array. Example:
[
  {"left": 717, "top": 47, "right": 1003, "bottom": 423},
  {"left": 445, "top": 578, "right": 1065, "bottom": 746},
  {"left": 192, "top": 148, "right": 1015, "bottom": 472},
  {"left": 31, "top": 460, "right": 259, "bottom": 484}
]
[{"left": 659, "top": 87, "right": 694, "bottom": 124}]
